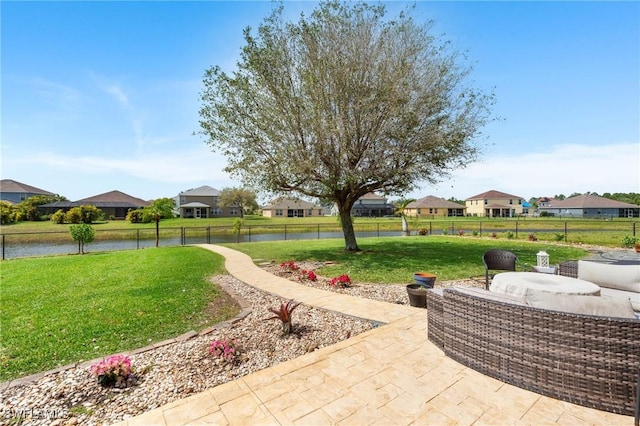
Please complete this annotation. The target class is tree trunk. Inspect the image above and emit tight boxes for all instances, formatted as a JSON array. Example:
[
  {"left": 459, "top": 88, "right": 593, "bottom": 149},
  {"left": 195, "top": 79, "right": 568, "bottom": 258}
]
[
  {"left": 401, "top": 215, "right": 409, "bottom": 236},
  {"left": 155, "top": 217, "right": 160, "bottom": 247},
  {"left": 338, "top": 207, "right": 360, "bottom": 252}
]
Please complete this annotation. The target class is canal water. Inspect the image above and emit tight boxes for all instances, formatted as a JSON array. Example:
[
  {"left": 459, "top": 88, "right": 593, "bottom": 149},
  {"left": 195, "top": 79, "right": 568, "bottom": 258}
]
[{"left": 1, "top": 231, "right": 404, "bottom": 260}]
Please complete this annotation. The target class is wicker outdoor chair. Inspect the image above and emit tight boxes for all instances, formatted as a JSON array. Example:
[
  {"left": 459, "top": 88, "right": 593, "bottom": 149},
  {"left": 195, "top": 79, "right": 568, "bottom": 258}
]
[
  {"left": 426, "top": 288, "right": 640, "bottom": 416},
  {"left": 482, "top": 249, "right": 525, "bottom": 289}
]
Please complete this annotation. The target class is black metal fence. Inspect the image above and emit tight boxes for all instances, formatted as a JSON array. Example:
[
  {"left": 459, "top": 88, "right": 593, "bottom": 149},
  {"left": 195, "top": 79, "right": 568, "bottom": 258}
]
[{"left": 1, "top": 220, "right": 637, "bottom": 260}]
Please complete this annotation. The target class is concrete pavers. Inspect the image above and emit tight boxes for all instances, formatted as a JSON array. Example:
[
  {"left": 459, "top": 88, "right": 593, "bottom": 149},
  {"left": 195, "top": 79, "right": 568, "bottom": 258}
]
[{"left": 114, "top": 244, "right": 634, "bottom": 425}]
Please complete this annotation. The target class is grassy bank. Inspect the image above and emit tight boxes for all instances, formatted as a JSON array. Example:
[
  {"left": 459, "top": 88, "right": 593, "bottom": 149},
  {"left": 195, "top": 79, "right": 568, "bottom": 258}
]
[
  {"left": 225, "top": 236, "right": 590, "bottom": 283},
  {"left": 0, "top": 247, "right": 237, "bottom": 382},
  {"left": 1, "top": 215, "right": 638, "bottom": 248}
]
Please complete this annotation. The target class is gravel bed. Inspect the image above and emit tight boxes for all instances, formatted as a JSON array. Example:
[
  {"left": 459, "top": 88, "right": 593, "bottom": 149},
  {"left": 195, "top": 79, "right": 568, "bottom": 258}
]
[{"left": 0, "top": 264, "right": 479, "bottom": 426}]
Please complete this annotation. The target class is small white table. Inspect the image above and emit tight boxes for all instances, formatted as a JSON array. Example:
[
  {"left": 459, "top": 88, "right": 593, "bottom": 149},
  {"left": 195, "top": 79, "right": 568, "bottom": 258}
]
[{"left": 490, "top": 272, "right": 601, "bottom": 298}]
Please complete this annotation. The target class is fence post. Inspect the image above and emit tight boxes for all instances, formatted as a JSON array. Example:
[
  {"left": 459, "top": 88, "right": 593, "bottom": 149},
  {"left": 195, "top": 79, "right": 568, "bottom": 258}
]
[
  {"left": 515, "top": 221, "right": 518, "bottom": 239},
  {"left": 2, "top": 234, "right": 4, "bottom": 260},
  {"left": 207, "top": 226, "right": 211, "bottom": 244},
  {"left": 317, "top": 224, "right": 320, "bottom": 239},
  {"left": 634, "top": 222, "right": 636, "bottom": 237},
  {"left": 378, "top": 223, "right": 380, "bottom": 237},
  {"left": 429, "top": 221, "right": 432, "bottom": 235},
  {"left": 480, "top": 222, "right": 483, "bottom": 237},
  {"left": 564, "top": 222, "right": 568, "bottom": 243},
  {"left": 137, "top": 229, "right": 140, "bottom": 250},
  {"left": 181, "top": 227, "right": 185, "bottom": 245},
  {"left": 284, "top": 224, "right": 287, "bottom": 240}
]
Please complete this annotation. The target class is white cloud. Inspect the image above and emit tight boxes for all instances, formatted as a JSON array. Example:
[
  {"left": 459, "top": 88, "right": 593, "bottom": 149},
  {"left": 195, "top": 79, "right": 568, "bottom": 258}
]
[
  {"left": 15, "top": 145, "right": 234, "bottom": 185},
  {"left": 5, "top": 142, "right": 639, "bottom": 202},
  {"left": 422, "top": 142, "right": 640, "bottom": 200}
]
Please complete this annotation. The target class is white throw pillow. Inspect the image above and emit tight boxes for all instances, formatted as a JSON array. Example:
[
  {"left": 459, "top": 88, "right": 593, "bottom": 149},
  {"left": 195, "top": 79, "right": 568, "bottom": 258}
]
[{"left": 577, "top": 260, "right": 640, "bottom": 293}]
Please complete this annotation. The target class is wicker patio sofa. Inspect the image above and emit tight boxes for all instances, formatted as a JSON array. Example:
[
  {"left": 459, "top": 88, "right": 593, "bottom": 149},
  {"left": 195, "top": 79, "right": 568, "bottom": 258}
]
[
  {"left": 557, "top": 260, "right": 640, "bottom": 311},
  {"left": 426, "top": 287, "right": 640, "bottom": 416}
]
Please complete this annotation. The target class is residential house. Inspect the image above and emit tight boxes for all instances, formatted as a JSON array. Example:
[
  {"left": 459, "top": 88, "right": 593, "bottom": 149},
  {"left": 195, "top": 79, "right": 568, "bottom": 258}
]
[
  {"left": 537, "top": 194, "right": 639, "bottom": 218},
  {"left": 0, "top": 179, "right": 54, "bottom": 204},
  {"left": 330, "top": 193, "right": 395, "bottom": 217},
  {"left": 41, "top": 190, "right": 149, "bottom": 219},
  {"left": 465, "top": 190, "right": 525, "bottom": 217},
  {"left": 175, "top": 185, "right": 240, "bottom": 218},
  {"left": 405, "top": 195, "right": 466, "bottom": 217},
  {"left": 537, "top": 197, "right": 556, "bottom": 208},
  {"left": 262, "top": 198, "right": 324, "bottom": 218}
]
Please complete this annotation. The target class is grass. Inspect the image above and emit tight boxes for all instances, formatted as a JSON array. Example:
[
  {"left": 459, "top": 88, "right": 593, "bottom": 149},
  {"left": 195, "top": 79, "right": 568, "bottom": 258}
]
[
  {"left": 224, "top": 235, "right": 590, "bottom": 284},
  {"left": 0, "top": 247, "right": 238, "bottom": 382}
]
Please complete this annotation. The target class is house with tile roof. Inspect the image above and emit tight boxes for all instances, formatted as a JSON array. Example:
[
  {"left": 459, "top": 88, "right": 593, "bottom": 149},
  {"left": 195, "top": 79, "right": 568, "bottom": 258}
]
[
  {"left": 537, "top": 193, "right": 639, "bottom": 218},
  {"left": 0, "top": 179, "right": 54, "bottom": 204},
  {"left": 175, "top": 185, "right": 240, "bottom": 218},
  {"left": 41, "top": 190, "right": 149, "bottom": 219},
  {"left": 261, "top": 198, "right": 325, "bottom": 218},
  {"left": 405, "top": 195, "right": 466, "bottom": 217},
  {"left": 328, "top": 192, "right": 395, "bottom": 217},
  {"left": 465, "top": 190, "right": 526, "bottom": 217}
]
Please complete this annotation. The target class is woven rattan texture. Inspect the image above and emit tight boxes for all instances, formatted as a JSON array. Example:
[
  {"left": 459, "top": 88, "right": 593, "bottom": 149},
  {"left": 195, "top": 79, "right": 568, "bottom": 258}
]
[{"left": 428, "top": 288, "right": 639, "bottom": 416}]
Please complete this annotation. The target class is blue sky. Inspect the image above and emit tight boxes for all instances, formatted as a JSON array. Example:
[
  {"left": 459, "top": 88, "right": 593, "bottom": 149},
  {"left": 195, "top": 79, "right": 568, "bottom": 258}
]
[{"left": 2, "top": 1, "right": 638, "bottom": 203}]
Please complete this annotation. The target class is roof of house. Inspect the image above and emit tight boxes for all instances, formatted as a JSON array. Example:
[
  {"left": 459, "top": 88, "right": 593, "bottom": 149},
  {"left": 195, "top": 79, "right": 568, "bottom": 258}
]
[
  {"left": 466, "top": 190, "right": 524, "bottom": 201},
  {"left": 543, "top": 194, "right": 639, "bottom": 209},
  {"left": 406, "top": 195, "right": 466, "bottom": 209},
  {"left": 77, "top": 190, "right": 149, "bottom": 206},
  {"left": 359, "top": 192, "right": 386, "bottom": 200},
  {"left": 179, "top": 185, "right": 221, "bottom": 197},
  {"left": 43, "top": 190, "right": 149, "bottom": 208},
  {"left": 263, "top": 198, "right": 319, "bottom": 210},
  {"left": 0, "top": 179, "right": 54, "bottom": 196}
]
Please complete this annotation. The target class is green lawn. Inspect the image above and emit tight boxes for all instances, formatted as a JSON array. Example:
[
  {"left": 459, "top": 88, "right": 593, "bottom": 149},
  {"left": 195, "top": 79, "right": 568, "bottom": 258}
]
[
  {"left": 224, "top": 235, "right": 590, "bottom": 283},
  {"left": 0, "top": 247, "right": 237, "bottom": 382}
]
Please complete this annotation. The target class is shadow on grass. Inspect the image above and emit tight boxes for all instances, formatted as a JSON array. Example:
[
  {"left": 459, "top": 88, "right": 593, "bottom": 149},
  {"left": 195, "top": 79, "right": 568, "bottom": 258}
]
[{"left": 231, "top": 237, "right": 589, "bottom": 283}]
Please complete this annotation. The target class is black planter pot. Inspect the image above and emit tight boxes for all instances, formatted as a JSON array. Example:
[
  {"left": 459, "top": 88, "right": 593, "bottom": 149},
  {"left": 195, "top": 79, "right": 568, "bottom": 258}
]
[{"left": 406, "top": 284, "right": 428, "bottom": 308}]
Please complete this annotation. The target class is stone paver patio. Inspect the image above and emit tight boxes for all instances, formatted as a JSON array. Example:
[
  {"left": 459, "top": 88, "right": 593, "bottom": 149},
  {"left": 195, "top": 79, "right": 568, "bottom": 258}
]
[{"left": 113, "top": 244, "right": 635, "bottom": 425}]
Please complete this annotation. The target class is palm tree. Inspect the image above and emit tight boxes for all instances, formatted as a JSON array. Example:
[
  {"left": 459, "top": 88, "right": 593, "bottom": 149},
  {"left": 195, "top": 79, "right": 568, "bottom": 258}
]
[
  {"left": 145, "top": 198, "right": 175, "bottom": 247},
  {"left": 395, "top": 199, "right": 415, "bottom": 236}
]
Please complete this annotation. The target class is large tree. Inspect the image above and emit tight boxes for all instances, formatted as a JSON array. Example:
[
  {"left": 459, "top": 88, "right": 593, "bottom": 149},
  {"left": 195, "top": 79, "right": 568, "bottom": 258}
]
[
  {"left": 199, "top": 1, "right": 495, "bottom": 251},
  {"left": 219, "top": 187, "right": 259, "bottom": 218}
]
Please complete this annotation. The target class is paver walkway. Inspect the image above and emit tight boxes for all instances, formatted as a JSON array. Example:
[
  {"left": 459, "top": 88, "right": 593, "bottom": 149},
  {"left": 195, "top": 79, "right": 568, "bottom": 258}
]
[{"left": 115, "top": 244, "right": 634, "bottom": 425}]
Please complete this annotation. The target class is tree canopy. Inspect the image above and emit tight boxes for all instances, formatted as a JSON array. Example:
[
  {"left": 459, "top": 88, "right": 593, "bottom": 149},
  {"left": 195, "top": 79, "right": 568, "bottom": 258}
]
[
  {"left": 199, "top": 1, "right": 495, "bottom": 250},
  {"left": 218, "top": 187, "right": 259, "bottom": 218}
]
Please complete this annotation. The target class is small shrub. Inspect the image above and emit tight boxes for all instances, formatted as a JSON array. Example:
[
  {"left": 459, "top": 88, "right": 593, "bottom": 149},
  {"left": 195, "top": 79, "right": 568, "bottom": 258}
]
[
  {"left": 298, "top": 270, "right": 317, "bottom": 282},
  {"left": 417, "top": 228, "right": 428, "bottom": 235},
  {"left": 90, "top": 354, "right": 132, "bottom": 388},
  {"left": 280, "top": 260, "right": 300, "bottom": 272},
  {"left": 329, "top": 274, "right": 351, "bottom": 288},
  {"left": 457, "top": 230, "right": 465, "bottom": 236},
  {"left": 491, "top": 232, "right": 498, "bottom": 239},
  {"left": 472, "top": 230, "right": 479, "bottom": 237},
  {"left": 209, "top": 339, "right": 237, "bottom": 362},
  {"left": 265, "top": 299, "right": 301, "bottom": 336},
  {"left": 69, "top": 223, "right": 95, "bottom": 254},
  {"left": 506, "top": 231, "right": 514, "bottom": 239},
  {"left": 554, "top": 233, "right": 565, "bottom": 242},
  {"left": 622, "top": 235, "right": 638, "bottom": 248},
  {"left": 50, "top": 209, "right": 66, "bottom": 224},
  {"left": 442, "top": 229, "right": 449, "bottom": 235},
  {"left": 528, "top": 233, "right": 538, "bottom": 241}
]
